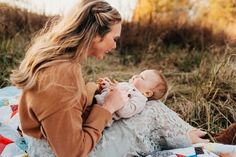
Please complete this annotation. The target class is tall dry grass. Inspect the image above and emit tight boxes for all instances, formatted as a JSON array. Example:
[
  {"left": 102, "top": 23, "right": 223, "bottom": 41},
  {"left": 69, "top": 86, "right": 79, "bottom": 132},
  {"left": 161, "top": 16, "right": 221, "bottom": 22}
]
[
  {"left": 165, "top": 47, "right": 236, "bottom": 133},
  {"left": 0, "top": 3, "right": 48, "bottom": 87}
]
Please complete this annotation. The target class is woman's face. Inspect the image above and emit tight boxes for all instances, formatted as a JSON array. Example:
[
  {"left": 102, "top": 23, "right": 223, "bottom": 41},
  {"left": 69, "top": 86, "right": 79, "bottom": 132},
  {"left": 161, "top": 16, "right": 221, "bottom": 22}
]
[{"left": 88, "top": 22, "right": 121, "bottom": 60}]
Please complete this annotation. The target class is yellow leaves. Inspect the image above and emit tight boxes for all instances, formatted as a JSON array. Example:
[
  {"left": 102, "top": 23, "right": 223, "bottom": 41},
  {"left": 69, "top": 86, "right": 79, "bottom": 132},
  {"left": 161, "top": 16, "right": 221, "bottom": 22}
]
[
  {"left": 133, "top": 0, "right": 154, "bottom": 21},
  {"left": 208, "top": 0, "right": 236, "bottom": 23},
  {"left": 133, "top": 0, "right": 190, "bottom": 22}
]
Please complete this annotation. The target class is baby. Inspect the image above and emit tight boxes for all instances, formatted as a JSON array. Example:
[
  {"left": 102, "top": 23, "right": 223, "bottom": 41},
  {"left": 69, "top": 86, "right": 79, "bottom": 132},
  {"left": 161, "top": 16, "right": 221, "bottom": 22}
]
[{"left": 95, "top": 69, "right": 168, "bottom": 120}]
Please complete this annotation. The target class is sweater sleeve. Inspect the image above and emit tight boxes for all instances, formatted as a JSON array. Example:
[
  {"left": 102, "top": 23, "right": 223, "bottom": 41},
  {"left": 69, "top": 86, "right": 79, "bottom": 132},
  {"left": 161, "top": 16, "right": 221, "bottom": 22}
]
[
  {"left": 41, "top": 104, "right": 112, "bottom": 157},
  {"left": 32, "top": 63, "right": 112, "bottom": 157}
]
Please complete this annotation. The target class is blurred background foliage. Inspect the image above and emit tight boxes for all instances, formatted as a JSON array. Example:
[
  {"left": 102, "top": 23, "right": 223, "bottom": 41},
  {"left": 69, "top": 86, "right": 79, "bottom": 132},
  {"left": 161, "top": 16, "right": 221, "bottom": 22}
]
[{"left": 0, "top": 0, "right": 235, "bottom": 133}]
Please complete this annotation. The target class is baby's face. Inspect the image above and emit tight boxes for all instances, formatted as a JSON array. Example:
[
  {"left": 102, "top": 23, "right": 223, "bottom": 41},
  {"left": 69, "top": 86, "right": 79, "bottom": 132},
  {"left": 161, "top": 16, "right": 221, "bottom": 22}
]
[{"left": 129, "top": 70, "right": 160, "bottom": 94}]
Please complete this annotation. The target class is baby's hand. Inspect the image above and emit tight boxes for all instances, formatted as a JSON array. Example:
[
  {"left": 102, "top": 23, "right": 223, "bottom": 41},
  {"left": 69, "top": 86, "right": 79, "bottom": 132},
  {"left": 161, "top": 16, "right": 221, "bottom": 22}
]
[
  {"left": 188, "top": 128, "right": 210, "bottom": 144},
  {"left": 96, "top": 77, "right": 113, "bottom": 90}
]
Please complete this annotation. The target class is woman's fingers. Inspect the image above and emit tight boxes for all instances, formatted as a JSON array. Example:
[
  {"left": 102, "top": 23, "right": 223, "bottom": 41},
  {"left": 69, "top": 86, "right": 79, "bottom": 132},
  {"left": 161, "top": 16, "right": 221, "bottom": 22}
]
[
  {"left": 195, "top": 129, "right": 207, "bottom": 137},
  {"left": 103, "top": 85, "right": 128, "bottom": 113},
  {"left": 219, "top": 153, "right": 236, "bottom": 157},
  {"left": 188, "top": 128, "right": 210, "bottom": 144},
  {"left": 196, "top": 138, "right": 210, "bottom": 143}
]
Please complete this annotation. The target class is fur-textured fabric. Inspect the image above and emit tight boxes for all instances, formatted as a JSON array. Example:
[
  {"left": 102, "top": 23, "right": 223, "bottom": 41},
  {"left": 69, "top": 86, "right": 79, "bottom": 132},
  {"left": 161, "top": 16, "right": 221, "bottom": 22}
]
[{"left": 214, "top": 123, "right": 236, "bottom": 145}]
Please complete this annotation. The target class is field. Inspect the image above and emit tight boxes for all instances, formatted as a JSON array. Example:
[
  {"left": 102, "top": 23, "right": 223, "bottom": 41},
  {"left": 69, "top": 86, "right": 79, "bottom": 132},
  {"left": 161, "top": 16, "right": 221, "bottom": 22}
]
[{"left": 0, "top": 3, "right": 235, "bottom": 135}]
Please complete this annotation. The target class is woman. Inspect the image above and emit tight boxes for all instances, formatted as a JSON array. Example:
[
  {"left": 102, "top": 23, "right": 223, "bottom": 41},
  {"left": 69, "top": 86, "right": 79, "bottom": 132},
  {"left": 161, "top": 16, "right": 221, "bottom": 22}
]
[{"left": 10, "top": 0, "right": 127, "bottom": 156}]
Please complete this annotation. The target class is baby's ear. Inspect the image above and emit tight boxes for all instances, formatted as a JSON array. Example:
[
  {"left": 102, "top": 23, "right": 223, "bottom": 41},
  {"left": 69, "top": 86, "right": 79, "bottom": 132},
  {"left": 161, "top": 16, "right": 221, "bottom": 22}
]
[{"left": 143, "top": 90, "right": 153, "bottom": 98}]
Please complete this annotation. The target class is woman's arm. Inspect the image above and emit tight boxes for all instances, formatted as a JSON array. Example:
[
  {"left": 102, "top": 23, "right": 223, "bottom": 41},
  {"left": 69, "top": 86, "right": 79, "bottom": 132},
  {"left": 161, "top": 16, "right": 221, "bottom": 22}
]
[{"left": 42, "top": 103, "right": 112, "bottom": 157}]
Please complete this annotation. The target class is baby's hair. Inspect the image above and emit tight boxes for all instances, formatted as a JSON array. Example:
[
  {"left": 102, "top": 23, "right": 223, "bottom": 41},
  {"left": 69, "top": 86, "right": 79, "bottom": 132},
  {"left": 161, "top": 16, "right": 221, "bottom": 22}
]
[{"left": 149, "top": 70, "right": 168, "bottom": 100}]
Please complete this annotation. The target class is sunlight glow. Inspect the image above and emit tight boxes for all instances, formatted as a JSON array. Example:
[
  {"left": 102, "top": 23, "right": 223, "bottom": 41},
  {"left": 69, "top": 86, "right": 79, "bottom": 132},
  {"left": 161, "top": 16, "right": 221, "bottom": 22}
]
[{"left": 0, "top": 0, "right": 137, "bottom": 20}]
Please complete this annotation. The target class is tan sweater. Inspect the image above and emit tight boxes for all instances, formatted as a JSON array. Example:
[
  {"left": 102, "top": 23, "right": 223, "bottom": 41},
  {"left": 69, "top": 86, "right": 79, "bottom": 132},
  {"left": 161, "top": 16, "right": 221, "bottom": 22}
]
[{"left": 19, "top": 61, "right": 112, "bottom": 157}]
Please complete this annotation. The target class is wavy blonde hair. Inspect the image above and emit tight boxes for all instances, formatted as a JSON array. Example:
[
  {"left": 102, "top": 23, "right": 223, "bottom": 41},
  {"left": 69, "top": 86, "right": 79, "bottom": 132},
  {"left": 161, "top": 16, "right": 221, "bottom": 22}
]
[{"left": 11, "top": 0, "right": 121, "bottom": 90}]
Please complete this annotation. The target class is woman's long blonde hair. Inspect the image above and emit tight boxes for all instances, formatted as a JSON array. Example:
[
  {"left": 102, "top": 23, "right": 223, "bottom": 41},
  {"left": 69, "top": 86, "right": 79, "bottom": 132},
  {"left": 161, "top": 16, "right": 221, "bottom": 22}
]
[{"left": 10, "top": 0, "right": 121, "bottom": 90}]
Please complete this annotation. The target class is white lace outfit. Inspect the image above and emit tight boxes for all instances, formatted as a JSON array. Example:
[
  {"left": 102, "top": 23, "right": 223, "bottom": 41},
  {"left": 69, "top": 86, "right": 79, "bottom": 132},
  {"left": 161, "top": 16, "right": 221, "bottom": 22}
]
[{"left": 89, "top": 100, "right": 193, "bottom": 157}]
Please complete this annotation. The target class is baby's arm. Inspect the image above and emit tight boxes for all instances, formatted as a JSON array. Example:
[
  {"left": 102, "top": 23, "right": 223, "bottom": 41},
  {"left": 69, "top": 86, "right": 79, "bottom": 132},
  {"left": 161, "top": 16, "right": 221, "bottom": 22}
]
[
  {"left": 115, "top": 100, "right": 143, "bottom": 119},
  {"left": 115, "top": 86, "right": 148, "bottom": 119}
]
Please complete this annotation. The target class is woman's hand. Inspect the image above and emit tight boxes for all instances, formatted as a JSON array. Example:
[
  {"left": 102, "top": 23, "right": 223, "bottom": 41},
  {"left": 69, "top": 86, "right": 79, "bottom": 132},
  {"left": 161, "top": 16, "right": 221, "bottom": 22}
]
[
  {"left": 219, "top": 153, "right": 236, "bottom": 157},
  {"left": 102, "top": 85, "right": 128, "bottom": 114},
  {"left": 188, "top": 128, "right": 210, "bottom": 144}
]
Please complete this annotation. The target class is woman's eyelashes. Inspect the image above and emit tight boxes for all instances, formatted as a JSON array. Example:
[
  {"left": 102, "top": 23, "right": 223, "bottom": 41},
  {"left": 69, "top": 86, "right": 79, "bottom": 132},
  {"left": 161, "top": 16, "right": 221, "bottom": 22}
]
[{"left": 113, "top": 37, "right": 120, "bottom": 43}]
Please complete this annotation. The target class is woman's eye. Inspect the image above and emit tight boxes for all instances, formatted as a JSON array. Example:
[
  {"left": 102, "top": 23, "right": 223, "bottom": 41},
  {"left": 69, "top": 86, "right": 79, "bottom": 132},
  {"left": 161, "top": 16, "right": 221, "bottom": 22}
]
[{"left": 114, "top": 37, "right": 120, "bottom": 42}]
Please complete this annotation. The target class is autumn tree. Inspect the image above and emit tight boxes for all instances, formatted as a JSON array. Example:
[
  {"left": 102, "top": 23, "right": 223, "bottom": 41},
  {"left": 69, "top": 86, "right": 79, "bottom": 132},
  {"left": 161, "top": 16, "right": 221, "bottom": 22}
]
[{"left": 133, "top": 0, "right": 190, "bottom": 23}]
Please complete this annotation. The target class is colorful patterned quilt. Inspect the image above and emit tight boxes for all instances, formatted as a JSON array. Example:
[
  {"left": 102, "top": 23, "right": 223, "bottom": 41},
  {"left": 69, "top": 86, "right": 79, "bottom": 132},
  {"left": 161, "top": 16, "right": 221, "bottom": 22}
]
[{"left": 0, "top": 86, "right": 27, "bottom": 157}]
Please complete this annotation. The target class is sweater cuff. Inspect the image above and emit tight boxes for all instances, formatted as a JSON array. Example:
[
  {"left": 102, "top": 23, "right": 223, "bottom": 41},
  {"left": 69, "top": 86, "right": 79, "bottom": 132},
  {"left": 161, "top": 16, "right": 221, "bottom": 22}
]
[
  {"left": 86, "top": 82, "right": 98, "bottom": 106},
  {"left": 84, "top": 104, "right": 112, "bottom": 132}
]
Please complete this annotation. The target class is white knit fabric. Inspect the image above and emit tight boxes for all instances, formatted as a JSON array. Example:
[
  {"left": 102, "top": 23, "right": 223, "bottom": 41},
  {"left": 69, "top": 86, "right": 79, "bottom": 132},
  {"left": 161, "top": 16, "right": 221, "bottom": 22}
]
[
  {"left": 89, "top": 100, "right": 193, "bottom": 157},
  {"left": 95, "top": 82, "right": 148, "bottom": 119}
]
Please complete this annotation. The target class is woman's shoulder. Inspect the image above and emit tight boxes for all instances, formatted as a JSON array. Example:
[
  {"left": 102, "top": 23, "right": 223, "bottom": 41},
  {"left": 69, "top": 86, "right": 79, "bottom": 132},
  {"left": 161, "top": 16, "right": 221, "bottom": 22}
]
[
  {"left": 38, "top": 61, "right": 82, "bottom": 88},
  {"left": 50, "top": 61, "right": 81, "bottom": 74}
]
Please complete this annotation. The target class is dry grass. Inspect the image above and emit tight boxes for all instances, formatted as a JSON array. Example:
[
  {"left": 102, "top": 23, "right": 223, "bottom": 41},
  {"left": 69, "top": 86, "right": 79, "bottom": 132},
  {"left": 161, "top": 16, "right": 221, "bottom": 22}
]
[
  {"left": 165, "top": 48, "right": 236, "bottom": 132},
  {"left": 0, "top": 3, "right": 48, "bottom": 87}
]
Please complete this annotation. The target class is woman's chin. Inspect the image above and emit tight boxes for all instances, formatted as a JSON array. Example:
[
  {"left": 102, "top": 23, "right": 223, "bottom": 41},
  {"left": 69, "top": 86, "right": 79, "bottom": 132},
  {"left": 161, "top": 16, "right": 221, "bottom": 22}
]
[{"left": 96, "top": 55, "right": 104, "bottom": 60}]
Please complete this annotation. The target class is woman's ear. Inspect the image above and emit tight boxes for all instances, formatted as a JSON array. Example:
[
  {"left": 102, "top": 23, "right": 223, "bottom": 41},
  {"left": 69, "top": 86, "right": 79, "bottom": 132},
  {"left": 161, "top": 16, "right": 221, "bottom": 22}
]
[
  {"left": 93, "top": 34, "right": 102, "bottom": 43},
  {"left": 143, "top": 90, "right": 153, "bottom": 98}
]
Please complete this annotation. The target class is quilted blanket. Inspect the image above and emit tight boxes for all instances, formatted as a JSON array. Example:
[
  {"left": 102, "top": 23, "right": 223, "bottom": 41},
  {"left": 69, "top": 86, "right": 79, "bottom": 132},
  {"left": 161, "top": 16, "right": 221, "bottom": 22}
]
[{"left": 0, "top": 86, "right": 27, "bottom": 157}]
